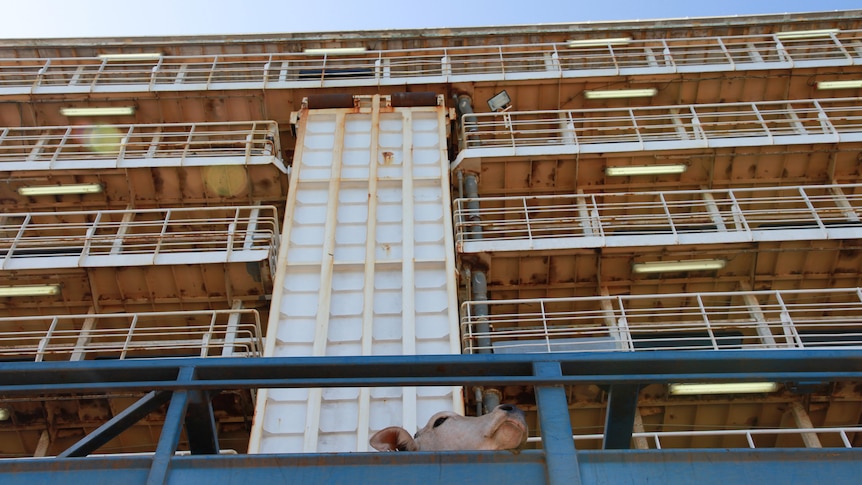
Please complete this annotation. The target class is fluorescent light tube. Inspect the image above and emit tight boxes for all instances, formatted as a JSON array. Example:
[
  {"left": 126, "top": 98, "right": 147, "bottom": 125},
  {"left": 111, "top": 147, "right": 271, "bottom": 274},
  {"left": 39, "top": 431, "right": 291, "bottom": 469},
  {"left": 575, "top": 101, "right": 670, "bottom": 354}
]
[
  {"left": 816, "top": 80, "right": 862, "bottom": 90},
  {"left": 584, "top": 88, "right": 657, "bottom": 100},
  {"left": 61, "top": 107, "right": 135, "bottom": 117},
  {"left": 99, "top": 53, "right": 162, "bottom": 61},
  {"left": 632, "top": 259, "right": 726, "bottom": 274},
  {"left": 606, "top": 164, "right": 687, "bottom": 176},
  {"left": 18, "top": 183, "right": 104, "bottom": 196},
  {"left": 0, "top": 285, "right": 60, "bottom": 297},
  {"left": 775, "top": 29, "right": 839, "bottom": 40},
  {"left": 303, "top": 47, "right": 367, "bottom": 55},
  {"left": 566, "top": 37, "right": 632, "bottom": 48},
  {"left": 668, "top": 382, "right": 781, "bottom": 396}
]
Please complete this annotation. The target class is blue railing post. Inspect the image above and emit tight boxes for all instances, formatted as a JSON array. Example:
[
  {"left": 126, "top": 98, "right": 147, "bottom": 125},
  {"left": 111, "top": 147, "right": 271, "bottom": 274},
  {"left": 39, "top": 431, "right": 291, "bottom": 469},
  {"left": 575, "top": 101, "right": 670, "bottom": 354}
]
[
  {"left": 533, "top": 360, "right": 581, "bottom": 485},
  {"left": 146, "top": 366, "right": 194, "bottom": 485}
]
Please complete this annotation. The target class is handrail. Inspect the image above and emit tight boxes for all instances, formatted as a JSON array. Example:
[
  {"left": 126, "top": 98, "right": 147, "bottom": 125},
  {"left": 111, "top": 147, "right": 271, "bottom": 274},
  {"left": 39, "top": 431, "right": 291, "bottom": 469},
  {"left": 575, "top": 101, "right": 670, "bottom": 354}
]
[
  {"left": 0, "top": 121, "right": 286, "bottom": 172},
  {"left": 0, "top": 205, "right": 280, "bottom": 270},
  {"left": 554, "top": 426, "right": 862, "bottom": 449},
  {"left": 453, "top": 183, "right": 862, "bottom": 251},
  {"left": 456, "top": 97, "right": 862, "bottom": 161},
  {"left": 0, "top": 30, "right": 860, "bottom": 93},
  {"left": 0, "top": 351, "right": 859, "bottom": 482},
  {"left": 0, "top": 309, "right": 264, "bottom": 361},
  {"left": 461, "top": 287, "right": 862, "bottom": 354}
]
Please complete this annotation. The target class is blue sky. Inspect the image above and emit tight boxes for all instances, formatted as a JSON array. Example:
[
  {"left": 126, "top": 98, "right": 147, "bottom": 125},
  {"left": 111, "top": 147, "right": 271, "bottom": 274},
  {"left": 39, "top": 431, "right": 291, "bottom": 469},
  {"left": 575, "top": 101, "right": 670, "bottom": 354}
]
[{"left": 1, "top": 0, "right": 859, "bottom": 38}]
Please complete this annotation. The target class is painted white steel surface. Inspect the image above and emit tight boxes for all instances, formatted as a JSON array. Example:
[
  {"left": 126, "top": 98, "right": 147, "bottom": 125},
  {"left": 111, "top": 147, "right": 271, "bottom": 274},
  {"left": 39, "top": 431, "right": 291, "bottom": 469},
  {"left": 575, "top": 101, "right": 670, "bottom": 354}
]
[
  {"left": 250, "top": 96, "right": 461, "bottom": 453},
  {"left": 1, "top": 30, "right": 861, "bottom": 94},
  {"left": 0, "top": 309, "right": 264, "bottom": 361},
  {"left": 0, "top": 122, "right": 286, "bottom": 172},
  {"left": 0, "top": 206, "right": 279, "bottom": 270},
  {"left": 452, "top": 97, "right": 862, "bottom": 168},
  {"left": 460, "top": 288, "right": 862, "bottom": 354},
  {"left": 454, "top": 184, "right": 862, "bottom": 253}
]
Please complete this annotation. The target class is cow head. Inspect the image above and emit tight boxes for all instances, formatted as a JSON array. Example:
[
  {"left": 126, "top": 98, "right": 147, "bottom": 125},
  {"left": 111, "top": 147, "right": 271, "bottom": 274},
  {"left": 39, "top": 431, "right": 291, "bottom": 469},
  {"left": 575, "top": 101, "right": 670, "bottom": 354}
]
[{"left": 369, "top": 404, "right": 528, "bottom": 452}]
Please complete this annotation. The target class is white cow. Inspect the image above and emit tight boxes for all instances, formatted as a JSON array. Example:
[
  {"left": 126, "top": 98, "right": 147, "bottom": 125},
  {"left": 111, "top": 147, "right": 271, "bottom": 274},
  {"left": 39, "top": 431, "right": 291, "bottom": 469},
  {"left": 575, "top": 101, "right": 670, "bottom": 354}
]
[{"left": 369, "top": 404, "right": 528, "bottom": 452}]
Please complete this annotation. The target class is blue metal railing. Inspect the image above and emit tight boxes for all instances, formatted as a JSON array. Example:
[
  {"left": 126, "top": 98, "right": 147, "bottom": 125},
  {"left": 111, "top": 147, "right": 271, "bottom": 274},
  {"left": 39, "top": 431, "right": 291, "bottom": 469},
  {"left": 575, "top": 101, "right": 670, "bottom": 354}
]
[{"left": 0, "top": 350, "right": 861, "bottom": 485}]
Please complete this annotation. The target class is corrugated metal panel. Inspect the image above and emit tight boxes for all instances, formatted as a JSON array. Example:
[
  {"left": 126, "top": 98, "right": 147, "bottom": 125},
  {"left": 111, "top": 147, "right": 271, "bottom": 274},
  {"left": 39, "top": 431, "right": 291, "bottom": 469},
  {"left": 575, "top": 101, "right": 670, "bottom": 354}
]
[{"left": 249, "top": 94, "right": 461, "bottom": 453}]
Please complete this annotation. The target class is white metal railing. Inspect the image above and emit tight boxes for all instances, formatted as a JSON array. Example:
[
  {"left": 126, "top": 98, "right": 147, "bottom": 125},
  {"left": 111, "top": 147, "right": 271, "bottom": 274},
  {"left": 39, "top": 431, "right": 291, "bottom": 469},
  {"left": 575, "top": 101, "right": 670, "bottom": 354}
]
[
  {"left": 0, "top": 121, "right": 285, "bottom": 172},
  {"left": 461, "top": 288, "right": 862, "bottom": 354},
  {"left": 0, "top": 205, "right": 280, "bottom": 270},
  {"left": 524, "top": 426, "right": 862, "bottom": 449},
  {"left": 0, "top": 30, "right": 860, "bottom": 93},
  {"left": 0, "top": 309, "right": 264, "bottom": 361},
  {"left": 454, "top": 97, "right": 862, "bottom": 163},
  {"left": 454, "top": 183, "right": 862, "bottom": 252}
]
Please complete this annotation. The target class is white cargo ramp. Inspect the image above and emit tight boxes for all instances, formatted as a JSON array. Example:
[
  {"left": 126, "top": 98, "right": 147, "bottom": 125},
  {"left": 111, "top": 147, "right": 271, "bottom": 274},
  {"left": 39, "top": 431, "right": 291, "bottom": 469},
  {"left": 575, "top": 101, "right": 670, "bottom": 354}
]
[{"left": 249, "top": 94, "right": 462, "bottom": 453}]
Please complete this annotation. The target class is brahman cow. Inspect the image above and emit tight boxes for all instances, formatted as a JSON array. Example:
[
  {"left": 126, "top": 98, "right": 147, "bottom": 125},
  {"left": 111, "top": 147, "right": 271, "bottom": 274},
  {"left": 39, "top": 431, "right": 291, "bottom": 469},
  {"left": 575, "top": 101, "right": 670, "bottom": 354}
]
[{"left": 369, "top": 404, "right": 528, "bottom": 452}]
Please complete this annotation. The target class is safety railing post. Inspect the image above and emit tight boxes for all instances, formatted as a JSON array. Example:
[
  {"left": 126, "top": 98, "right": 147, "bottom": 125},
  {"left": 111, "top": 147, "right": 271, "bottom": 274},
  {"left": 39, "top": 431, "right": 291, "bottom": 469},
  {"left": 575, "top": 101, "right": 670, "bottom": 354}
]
[
  {"left": 35, "top": 317, "right": 59, "bottom": 362},
  {"left": 89, "top": 58, "right": 107, "bottom": 89},
  {"left": 50, "top": 126, "right": 72, "bottom": 164},
  {"left": 661, "top": 39, "right": 674, "bottom": 67},
  {"left": 774, "top": 292, "right": 803, "bottom": 348},
  {"left": 117, "top": 125, "right": 133, "bottom": 161},
  {"left": 751, "top": 102, "right": 774, "bottom": 142},
  {"left": 33, "top": 58, "right": 50, "bottom": 89},
  {"left": 659, "top": 192, "right": 677, "bottom": 242},
  {"left": 154, "top": 209, "right": 171, "bottom": 259},
  {"left": 206, "top": 55, "right": 218, "bottom": 89},
  {"left": 696, "top": 294, "right": 720, "bottom": 350},
  {"left": 727, "top": 190, "right": 751, "bottom": 233},
  {"left": 119, "top": 314, "right": 139, "bottom": 360},
  {"left": 689, "top": 105, "right": 705, "bottom": 141},
  {"left": 798, "top": 186, "right": 827, "bottom": 234},
  {"left": 146, "top": 366, "right": 195, "bottom": 485},
  {"left": 716, "top": 37, "right": 735, "bottom": 67},
  {"left": 829, "top": 32, "right": 854, "bottom": 62},
  {"left": 149, "top": 57, "right": 163, "bottom": 89},
  {"left": 533, "top": 360, "right": 581, "bottom": 485},
  {"left": 3, "top": 214, "right": 29, "bottom": 270},
  {"left": 811, "top": 99, "right": 835, "bottom": 134},
  {"left": 78, "top": 212, "right": 102, "bottom": 266},
  {"left": 201, "top": 312, "right": 218, "bottom": 358}
]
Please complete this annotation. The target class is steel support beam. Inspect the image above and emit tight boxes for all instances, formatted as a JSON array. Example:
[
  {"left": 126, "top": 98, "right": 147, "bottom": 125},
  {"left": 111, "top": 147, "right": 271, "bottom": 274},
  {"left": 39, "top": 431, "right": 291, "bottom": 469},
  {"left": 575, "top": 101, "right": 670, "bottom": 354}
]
[
  {"left": 185, "top": 389, "right": 219, "bottom": 455},
  {"left": 0, "top": 350, "right": 858, "bottom": 395},
  {"left": 0, "top": 351, "right": 860, "bottom": 484},
  {"left": 1, "top": 449, "right": 862, "bottom": 485},
  {"left": 602, "top": 384, "right": 640, "bottom": 450},
  {"left": 533, "top": 360, "right": 581, "bottom": 485},
  {"left": 146, "top": 367, "right": 194, "bottom": 485},
  {"left": 58, "top": 390, "right": 172, "bottom": 458}
]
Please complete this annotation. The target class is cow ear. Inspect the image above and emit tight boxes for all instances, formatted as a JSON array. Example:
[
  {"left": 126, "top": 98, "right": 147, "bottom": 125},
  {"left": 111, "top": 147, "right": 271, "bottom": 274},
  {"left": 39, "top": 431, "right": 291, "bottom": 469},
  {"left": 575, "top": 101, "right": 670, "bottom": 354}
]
[{"left": 370, "top": 426, "right": 418, "bottom": 451}]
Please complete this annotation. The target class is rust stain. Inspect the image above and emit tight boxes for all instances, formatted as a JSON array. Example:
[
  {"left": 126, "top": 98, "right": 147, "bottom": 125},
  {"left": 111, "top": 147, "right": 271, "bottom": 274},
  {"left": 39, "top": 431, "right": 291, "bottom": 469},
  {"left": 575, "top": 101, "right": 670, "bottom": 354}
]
[{"left": 381, "top": 151, "right": 394, "bottom": 165}]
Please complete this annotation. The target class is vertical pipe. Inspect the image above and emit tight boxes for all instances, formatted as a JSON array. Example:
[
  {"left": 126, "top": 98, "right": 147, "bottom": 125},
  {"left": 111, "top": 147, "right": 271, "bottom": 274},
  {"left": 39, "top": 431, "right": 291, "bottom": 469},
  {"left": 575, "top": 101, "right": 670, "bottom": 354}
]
[
  {"left": 456, "top": 95, "right": 477, "bottom": 133},
  {"left": 471, "top": 270, "right": 491, "bottom": 353},
  {"left": 458, "top": 97, "right": 494, "bottom": 413},
  {"left": 471, "top": 267, "right": 503, "bottom": 415},
  {"left": 465, "top": 174, "right": 482, "bottom": 240},
  {"left": 482, "top": 388, "right": 502, "bottom": 414},
  {"left": 474, "top": 387, "right": 484, "bottom": 416}
]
